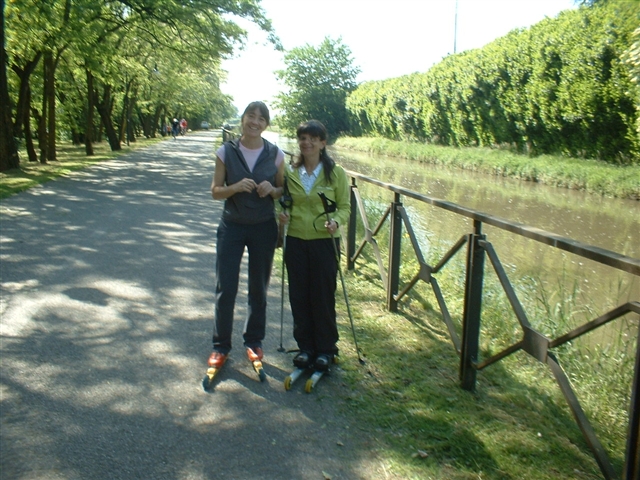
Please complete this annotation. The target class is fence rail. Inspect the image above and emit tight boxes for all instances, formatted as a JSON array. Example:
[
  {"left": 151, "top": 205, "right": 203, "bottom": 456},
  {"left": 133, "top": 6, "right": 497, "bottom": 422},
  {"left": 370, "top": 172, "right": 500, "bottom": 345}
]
[
  {"left": 243, "top": 139, "right": 638, "bottom": 478},
  {"left": 343, "top": 169, "right": 640, "bottom": 480}
]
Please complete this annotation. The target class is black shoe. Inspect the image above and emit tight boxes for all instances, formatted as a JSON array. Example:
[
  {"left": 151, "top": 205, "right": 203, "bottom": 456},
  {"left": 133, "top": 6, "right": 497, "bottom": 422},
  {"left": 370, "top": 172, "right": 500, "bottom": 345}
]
[
  {"left": 293, "top": 351, "right": 313, "bottom": 369},
  {"left": 314, "top": 354, "right": 332, "bottom": 372}
]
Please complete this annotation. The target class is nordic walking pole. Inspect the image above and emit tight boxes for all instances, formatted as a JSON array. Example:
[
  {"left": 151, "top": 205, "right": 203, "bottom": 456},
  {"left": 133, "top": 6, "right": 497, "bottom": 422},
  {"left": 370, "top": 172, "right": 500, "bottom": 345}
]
[
  {"left": 318, "top": 192, "right": 365, "bottom": 365},
  {"left": 277, "top": 222, "right": 288, "bottom": 352},
  {"left": 277, "top": 179, "right": 293, "bottom": 352}
]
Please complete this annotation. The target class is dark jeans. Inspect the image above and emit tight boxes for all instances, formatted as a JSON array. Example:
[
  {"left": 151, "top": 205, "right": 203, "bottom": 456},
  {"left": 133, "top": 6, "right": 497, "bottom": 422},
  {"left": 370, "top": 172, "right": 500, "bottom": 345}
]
[
  {"left": 284, "top": 236, "right": 339, "bottom": 356},
  {"left": 213, "top": 218, "right": 278, "bottom": 354}
]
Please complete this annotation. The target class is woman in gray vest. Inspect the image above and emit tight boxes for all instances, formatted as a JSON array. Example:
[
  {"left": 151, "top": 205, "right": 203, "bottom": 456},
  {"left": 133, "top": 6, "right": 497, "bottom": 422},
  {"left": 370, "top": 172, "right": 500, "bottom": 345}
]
[{"left": 206, "top": 101, "right": 285, "bottom": 378}]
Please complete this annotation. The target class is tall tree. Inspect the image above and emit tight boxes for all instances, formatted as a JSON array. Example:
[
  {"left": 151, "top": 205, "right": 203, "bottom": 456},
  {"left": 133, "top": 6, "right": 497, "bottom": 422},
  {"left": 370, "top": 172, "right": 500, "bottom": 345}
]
[
  {"left": 0, "top": 0, "right": 19, "bottom": 171},
  {"left": 275, "top": 37, "right": 360, "bottom": 137}
]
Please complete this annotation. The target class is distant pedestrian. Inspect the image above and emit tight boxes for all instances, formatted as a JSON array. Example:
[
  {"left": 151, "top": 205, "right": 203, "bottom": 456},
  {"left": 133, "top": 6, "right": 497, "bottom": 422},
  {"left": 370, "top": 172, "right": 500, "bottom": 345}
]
[{"left": 171, "top": 118, "right": 180, "bottom": 139}]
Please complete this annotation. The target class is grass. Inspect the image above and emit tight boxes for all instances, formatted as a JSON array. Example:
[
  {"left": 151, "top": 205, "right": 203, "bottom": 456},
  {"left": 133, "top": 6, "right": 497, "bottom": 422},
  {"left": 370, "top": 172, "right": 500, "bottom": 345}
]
[
  {"left": 302, "top": 194, "right": 636, "bottom": 479},
  {"left": 326, "top": 250, "right": 631, "bottom": 479},
  {"left": 335, "top": 136, "right": 640, "bottom": 200},
  {"left": 0, "top": 137, "right": 163, "bottom": 200}
]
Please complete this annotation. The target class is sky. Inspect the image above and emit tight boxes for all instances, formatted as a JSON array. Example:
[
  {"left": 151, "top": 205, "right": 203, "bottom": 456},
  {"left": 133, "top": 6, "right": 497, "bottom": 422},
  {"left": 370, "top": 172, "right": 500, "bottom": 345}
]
[{"left": 221, "top": 0, "right": 577, "bottom": 114}]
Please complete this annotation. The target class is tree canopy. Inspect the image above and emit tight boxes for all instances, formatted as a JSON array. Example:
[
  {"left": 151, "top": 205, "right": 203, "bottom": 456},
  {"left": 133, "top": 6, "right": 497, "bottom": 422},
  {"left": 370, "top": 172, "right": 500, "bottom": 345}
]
[
  {"left": 1, "top": 0, "right": 279, "bottom": 171},
  {"left": 274, "top": 37, "right": 360, "bottom": 139}
]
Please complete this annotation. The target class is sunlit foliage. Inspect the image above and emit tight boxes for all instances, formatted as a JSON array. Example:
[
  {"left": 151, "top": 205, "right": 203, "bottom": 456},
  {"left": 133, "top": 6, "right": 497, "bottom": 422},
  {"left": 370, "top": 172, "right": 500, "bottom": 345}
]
[
  {"left": 274, "top": 37, "right": 360, "bottom": 138},
  {"left": 346, "top": 0, "right": 640, "bottom": 164},
  {"left": 1, "top": 0, "right": 278, "bottom": 170}
]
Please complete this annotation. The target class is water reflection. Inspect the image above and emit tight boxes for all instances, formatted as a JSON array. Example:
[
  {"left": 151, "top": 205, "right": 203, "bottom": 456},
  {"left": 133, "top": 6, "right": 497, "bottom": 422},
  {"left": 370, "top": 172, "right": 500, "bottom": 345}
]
[{"left": 333, "top": 149, "right": 639, "bottom": 259}]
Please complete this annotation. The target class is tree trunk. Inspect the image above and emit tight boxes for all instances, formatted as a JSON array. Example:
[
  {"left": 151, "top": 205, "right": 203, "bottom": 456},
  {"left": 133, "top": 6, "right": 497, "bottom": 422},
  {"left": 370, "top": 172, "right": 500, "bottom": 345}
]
[
  {"left": 95, "top": 84, "right": 120, "bottom": 151},
  {"left": 138, "top": 100, "right": 160, "bottom": 139},
  {"left": 126, "top": 86, "right": 137, "bottom": 145},
  {"left": 10, "top": 52, "right": 42, "bottom": 142},
  {"left": 119, "top": 96, "right": 127, "bottom": 143},
  {"left": 0, "top": 0, "right": 19, "bottom": 171},
  {"left": 39, "top": 53, "right": 50, "bottom": 164},
  {"left": 46, "top": 52, "right": 56, "bottom": 161},
  {"left": 71, "top": 130, "right": 82, "bottom": 145},
  {"left": 25, "top": 87, "right": 37, "bottom": 162},
  {"left": 24, "top": 115, "right": 38, "bottom": 163},
  {"left": 137, "top": 107, "right": 150, "bottom": 138},
  {"left": 85, "top": 68, "right": 94, "bottom": 156},
  {"left": 151, "top": 104, "right": 163, "bottom": 138},
  {"left": 31, "top": 105, "right": 42, "bottom": 159},
  {"left": 119, "top": 78, "right": 134, "bottom": 144}
]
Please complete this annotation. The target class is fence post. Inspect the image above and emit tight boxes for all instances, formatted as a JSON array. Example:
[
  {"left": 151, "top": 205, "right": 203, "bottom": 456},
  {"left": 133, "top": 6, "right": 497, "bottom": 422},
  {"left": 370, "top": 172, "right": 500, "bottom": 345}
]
[
  {"left": 387, "top": 193, "right": 402, "bottom": 312},
  {"left": 460, "top": 220, "right": 485, "bottom": 391},
  {"left": 625, "top": 325, "right": 640, "bottom": 479},
  {"left": 347, "top": 181, "right": 357, "bottom": 271}
]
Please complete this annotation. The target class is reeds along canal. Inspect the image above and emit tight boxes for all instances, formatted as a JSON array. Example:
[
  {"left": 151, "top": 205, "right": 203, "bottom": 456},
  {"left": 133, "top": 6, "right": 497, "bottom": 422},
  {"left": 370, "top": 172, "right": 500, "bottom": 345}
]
[{"left": 268, "top": 131, "right": 639, "bottom": 348}]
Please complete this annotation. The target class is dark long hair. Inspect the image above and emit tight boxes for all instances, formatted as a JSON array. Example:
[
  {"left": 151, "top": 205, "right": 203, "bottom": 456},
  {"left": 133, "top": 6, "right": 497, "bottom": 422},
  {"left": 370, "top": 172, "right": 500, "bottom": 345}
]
[
  {"left": 294, "top": 119, "right": 335, "bottom": 183},
  {"left": 241, "top": 101, "right": 270, "bottom": 126}
]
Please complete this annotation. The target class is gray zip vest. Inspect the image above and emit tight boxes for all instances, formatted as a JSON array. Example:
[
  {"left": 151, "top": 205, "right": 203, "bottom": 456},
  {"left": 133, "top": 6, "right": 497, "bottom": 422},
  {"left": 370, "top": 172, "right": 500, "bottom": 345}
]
[{"left": 222, "top": 139, "right": 278, "bottom": 224}]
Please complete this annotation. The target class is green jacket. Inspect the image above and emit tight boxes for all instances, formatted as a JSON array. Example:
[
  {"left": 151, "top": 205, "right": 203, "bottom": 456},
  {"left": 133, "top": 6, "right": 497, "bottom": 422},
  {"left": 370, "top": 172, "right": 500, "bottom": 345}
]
[{"left": 284, "top": 163, "right": 350, "bottom": 241}]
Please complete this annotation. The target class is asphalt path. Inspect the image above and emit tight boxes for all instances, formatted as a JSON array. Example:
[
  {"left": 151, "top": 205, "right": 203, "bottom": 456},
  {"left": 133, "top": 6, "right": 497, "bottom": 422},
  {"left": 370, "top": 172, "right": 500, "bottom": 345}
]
[{"left": 0, "top": 131, "right": 383, "bottom": 480}]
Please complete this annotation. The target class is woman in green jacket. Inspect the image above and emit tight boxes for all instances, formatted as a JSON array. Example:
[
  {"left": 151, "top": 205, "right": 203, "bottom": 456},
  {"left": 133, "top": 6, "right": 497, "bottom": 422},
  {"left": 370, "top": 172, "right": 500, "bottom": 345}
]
[{"left": 279, "top": 120, "right": 350, "bottom": 371}]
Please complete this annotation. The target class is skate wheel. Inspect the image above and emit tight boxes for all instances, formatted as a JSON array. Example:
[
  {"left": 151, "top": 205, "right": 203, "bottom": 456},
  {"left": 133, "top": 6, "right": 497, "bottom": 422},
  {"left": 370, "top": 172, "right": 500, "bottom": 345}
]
[
  {"left": 258, "top": 369, "right": 266, "bottom": 382},
  {"left": 304, "top": 378, "right": 314, "bottom": 393},
  {"left": 284, "top": 376, "right": 292, "bottom": 391}
]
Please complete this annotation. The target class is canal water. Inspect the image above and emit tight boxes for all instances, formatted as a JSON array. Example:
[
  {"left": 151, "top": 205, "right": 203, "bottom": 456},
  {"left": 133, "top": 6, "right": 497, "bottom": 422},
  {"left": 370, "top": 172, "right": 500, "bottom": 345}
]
[{"left": 267, "top": 133, "right": 640, "bottom": 346}]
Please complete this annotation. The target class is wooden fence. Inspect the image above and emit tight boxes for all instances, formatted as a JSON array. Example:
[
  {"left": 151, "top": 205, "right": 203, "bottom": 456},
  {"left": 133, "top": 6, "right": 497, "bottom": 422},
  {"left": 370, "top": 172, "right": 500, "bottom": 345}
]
[{"left": 344, "top": 169, "right": 640, "bottom": 480}]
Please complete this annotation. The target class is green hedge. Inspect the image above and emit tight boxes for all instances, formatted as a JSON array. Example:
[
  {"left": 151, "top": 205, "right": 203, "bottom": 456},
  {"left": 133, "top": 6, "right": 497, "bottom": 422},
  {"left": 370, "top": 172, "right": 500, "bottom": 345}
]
[{"left": 346, "top": 1, "right": 640, "bottom": 164}]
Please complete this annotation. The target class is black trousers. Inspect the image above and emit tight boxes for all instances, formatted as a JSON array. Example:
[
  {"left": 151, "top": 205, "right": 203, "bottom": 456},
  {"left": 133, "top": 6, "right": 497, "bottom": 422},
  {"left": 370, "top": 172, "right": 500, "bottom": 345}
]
[
  {"left": 284, "top": 236, "right": 339, "bottom": 356},
  {"left": 213, "top": 218, "right": 278, "bottom": 354}
]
